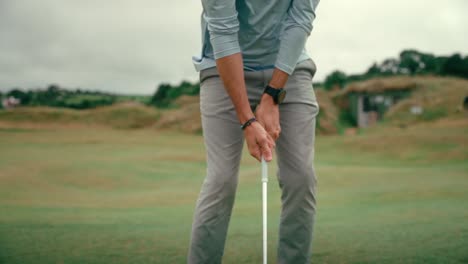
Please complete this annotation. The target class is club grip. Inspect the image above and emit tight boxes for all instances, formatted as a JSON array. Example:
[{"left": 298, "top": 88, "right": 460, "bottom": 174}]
[{"left": 261, "top": 157, "right": 268, "bottom": 183}]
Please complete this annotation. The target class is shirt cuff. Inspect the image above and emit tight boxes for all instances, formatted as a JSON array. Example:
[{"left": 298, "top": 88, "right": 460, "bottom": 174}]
[
  {"left": 210, "top": 32, "right": 241, "bottom": 59},
  {"left": 274, "top": 26, "right": 308, "bottom": 75}
]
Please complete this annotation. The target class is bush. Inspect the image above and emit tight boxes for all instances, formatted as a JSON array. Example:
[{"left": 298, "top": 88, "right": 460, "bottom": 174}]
[
  {"left": 150, "top": 81, "right": 200, "bottom": 108},
  {"left": 324, "top": 71, "right": 347, "bottom": 90}
]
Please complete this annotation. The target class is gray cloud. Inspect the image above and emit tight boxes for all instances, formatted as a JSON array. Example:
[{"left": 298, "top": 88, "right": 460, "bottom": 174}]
[{"left": 1, "top": 0, "right": 467, "bottom": 94}]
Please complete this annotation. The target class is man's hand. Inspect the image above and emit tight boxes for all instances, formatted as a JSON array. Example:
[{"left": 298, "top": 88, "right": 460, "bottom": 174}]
[
  {"left": 243, "top": 121, "right": 275, "bottom": 162},
  {"left": 256, "top": 68, "right": 289, "bottom": 141},
  {"left": 256, "top": 94, "right": 281, "bottom": 141}
]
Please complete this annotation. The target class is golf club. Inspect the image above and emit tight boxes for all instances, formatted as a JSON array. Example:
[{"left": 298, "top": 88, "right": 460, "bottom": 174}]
[{"left": 261, "top": 156, "right": 268, "bottom": 264}]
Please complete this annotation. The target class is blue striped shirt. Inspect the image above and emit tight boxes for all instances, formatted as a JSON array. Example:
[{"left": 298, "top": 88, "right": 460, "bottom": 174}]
[{"left": 192, "top": 0, "right": 320, "bottom": 74}]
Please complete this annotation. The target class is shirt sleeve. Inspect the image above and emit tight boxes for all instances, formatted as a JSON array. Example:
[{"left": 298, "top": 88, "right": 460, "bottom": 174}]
[
  {"left": 275, "top": 0, "right": 320, "bottom": 75},
  {"left": 202, "top": 0, "right": 241, "bottom": 59}
]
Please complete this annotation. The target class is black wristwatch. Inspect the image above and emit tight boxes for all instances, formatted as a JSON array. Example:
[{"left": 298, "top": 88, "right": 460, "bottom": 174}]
[{"left": 263, "top": 85, "right": 286, "bottom": 104}]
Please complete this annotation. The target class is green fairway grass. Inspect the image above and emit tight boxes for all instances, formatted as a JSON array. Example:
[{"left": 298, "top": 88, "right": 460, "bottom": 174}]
[{"left": 0, "top": 120, "right": 467, "bottom": 263}]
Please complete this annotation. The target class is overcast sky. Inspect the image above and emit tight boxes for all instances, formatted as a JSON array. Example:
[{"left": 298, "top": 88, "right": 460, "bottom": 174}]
[{"left": 1, "top": 0, "right": 467, "bottom": 95}]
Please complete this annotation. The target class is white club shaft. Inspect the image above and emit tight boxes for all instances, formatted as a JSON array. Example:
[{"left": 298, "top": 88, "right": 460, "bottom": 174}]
[{"left": 261, "top": 157, "right": 268, "bottom": 264}]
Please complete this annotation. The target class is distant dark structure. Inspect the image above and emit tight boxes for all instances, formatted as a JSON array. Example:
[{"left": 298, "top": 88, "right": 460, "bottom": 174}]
[{"left": 335, "top": 77, "right": 418, "bottom": 128}]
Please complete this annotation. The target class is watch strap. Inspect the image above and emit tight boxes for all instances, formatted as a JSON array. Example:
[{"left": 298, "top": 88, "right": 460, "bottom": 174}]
[{"left": 264, "top": 85, "right": 283, "bottom": 104}]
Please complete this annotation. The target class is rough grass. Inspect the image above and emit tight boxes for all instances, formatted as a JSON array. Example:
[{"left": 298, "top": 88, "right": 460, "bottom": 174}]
[
  {"left": 315, "top": 89, "right": 339, "bottom": 135},
  {"left": 339, "top": 75, "right": 418, "bottom": 94},
  {"left": 154, "top": 95, "right": 202, "bottom": 133},
  {"left": 0, "top": 91, "right": 338, "bottom": 134},
  {"left": 0, "top": 102, "right": 160, "bottom": 129},
  {"left": 2, "top": 76, "right": 465, "bottom": 135},
  {"left": 0, "top": 118, "right": 467, "bottom": 264},
  {"left": 384, "top": 76, "right": 468, "bottom": 125}
]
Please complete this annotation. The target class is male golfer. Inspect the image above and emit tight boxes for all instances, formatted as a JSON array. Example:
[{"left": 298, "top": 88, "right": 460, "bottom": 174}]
[{"left": 188, "top": 0, "right": 320, "bottom": 263}]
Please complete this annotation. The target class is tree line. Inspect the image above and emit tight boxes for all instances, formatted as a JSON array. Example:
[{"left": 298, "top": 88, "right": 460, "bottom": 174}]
[
  {"left": 150, "top": 81, "right": 200, "bottom": 108},
  {"left": 151, "top": 50, "right": 468, "bottom": 107},
  {"left": 322, "top": 50, "right": 468, "bottom": 90},
  {"left": 1, "top": 49, "right": 466, "bottom": 110},
  {"left": 1, "top": 85, "right": 116, "bottom": 109}
]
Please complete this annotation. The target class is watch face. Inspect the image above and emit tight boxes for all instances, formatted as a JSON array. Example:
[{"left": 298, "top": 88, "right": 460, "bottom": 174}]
[{"left": 277, "top": 90, "right": 286, "bottom": 104}]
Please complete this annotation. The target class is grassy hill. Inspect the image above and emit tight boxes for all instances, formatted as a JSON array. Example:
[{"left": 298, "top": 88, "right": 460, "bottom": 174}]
[
  {"left": 384, "top": 76, "right": 468, "bottom": 125},
  {"left": 0, "top": 92, "right": 339, "bottom": 134},
  {"left": 154, "top": 95, "right": 202, "bottom": 133},
  {"left": 1, "top": 76, "right": 466, "bottom": 134},
  {"left": 0, "top": 102, "right": 160, "bottom": 129}
]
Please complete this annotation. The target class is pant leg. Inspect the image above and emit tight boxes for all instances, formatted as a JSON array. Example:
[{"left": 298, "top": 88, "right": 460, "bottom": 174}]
[
  {"left": 274, "top": 59, "right": 320, "bottom": 264},
  {"left": 188, "top": 67, "right": 245, "bottom": 264}
]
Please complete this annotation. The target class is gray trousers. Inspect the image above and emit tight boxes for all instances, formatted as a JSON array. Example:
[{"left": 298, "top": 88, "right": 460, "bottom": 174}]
[{"left": 188, "top": 59, "right": 319, "bottom": 264}]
